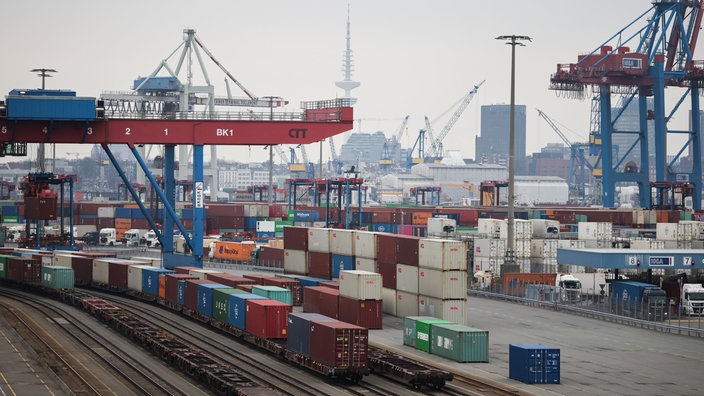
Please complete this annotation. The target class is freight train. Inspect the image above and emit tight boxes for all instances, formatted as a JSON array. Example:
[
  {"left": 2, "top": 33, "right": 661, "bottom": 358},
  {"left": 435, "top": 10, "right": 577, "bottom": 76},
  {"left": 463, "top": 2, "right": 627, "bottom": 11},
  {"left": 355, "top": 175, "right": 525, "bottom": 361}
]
[{"left": 0, "top": 249, "right": 369, "bottom": 390}]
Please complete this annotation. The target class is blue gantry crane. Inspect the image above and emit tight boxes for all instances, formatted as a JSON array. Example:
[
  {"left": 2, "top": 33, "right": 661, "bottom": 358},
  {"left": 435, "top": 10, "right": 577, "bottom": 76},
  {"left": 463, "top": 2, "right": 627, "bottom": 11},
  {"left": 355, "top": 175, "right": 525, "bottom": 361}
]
[{"left": 550, "top": 2, "right": 704, "bottom": 209}]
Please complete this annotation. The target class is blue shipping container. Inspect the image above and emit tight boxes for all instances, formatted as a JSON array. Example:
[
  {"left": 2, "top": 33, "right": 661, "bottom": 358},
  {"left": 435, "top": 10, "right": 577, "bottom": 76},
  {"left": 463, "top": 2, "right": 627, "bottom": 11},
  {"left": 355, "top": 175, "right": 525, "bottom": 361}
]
[
  {"left": 294, "top": 210, "right": 319, "bottom": 222},
  {"left": 244, "top": 217, "right": 258, "bottom": 230},
  {"left": 182, "top": 209, "right": 193, "bottom": 220},
  {"left": 131, "top": 208, "right": 146, "bottom": 219},
  {"left": 372, "top": 223, "right": 393, "bottom": 233},
  {"left": 141, "top": 268, "right": 174, "bottom": 297},
  {"left": 134, "top": 76, "right": 181, "bottom": 91},
  {"left": 227, "top": 293, "right": 267, "bottom": 330},
  {"left": 177, "top": 280, "right": 187, "bottom": 305},
  {"left": 198, "top": 283, "right": 231, "bottom": 316},
  {"left": 114, "top": 207, "right": 131, "bottom": 218},
  {"left": 287, "top": 312, "right": 335, "bottom": 356},
  {"left": 7, "top": 95, "right": 96, "bottom": 121},
  {"left": 2, "top": 206, "right": 19, "bottom": 216},
  {"left": 331, "top": 254, "right": 355, "bottom": 278},
  {"left": 509, "top": 344, "right": 560, "bottom": 384}
]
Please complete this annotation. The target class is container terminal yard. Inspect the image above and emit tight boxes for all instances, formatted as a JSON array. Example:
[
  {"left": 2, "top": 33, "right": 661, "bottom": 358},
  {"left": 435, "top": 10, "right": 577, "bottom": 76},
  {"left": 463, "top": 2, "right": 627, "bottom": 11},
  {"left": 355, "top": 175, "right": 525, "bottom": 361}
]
[{"left": 2, "top": 2, "right": 704, "bottom": 395}]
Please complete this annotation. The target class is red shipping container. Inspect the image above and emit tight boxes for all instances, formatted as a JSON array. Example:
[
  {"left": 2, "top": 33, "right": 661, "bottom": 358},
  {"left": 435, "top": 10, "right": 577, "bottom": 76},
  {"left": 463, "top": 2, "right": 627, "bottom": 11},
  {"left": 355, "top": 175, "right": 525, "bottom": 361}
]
[
  {"left": 184, "top": 279, "right": 216, "bottom": 311},
  {"left": 108, "top": 262, "right": 132, "bottom": 290},
  {"left": 338, "top": 296, "right": 383, "bottom": 329},
  {"left": 69, "top": 256, "right": 94, "bottom": 285},
  {"left": 371, "top": 211, "right": 394, "bottom": 224},
  {"left": 243, "top": 274, "right": 278, "bottom": 283},
  {"left": 268, "top": 204, "right": 284, "bottom": 218},
  {"left": 206, "top": 273, "right": 256, "bottom": 288},
  {"left": 376, "top": 234, "right": 398, "bottom": 263},
  {"left": 303, "top": 286, "right": 339, "bottom": 319},
  {"left": 174, "top": 266, "right": 202, "bottom": 275},
  {"left": 284, "top": 226, "right": 309, "bottom": 250},
  {"left": 74, "top": 251, "right": 117, "bottom": 259},
  {"left": 309, "top": 320, "right": 368, "bottom": 368},
  {"left": 96, "top": 217, "right": 115, "bottom": 229},
  {"left": 238, "top": 284, "right": 256, "bottom": 293},
  {"left": 259, "top": 246, "right": 285, "bottom": 266},
  {"left": 318, "top": 281, "right": 339, "bottom": 290},
  {"left": 397, "top": 235, "right": 420, "bottom": 266},
  {"left": 263, "top": 277, "right": 303, "bottom": 306},
  {"left": 6, "top": 257, "right": 42, "bottom": 284},
  {"left": 307, "top": 251, "right": 332, "bottom": 279},
  {"left": 377, "top": 260, "right": 397, "bottom": 289},
  {"left": 130, "top": 218, "right": 150, "bottom": 229},
  {"left": 165, "top": 274, "right": 198, "bottom": 305},
  {"left": 206, "top": 203, "right": 245, "bottom": 217},
  {"left": 246, "top": 299, "right": 291, "bottom": 339}
]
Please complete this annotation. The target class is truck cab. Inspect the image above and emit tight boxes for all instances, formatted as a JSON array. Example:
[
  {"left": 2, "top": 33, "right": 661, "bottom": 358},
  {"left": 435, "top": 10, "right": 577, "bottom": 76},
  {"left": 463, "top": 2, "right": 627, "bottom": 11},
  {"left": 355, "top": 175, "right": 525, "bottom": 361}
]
[
  {"left": 681, "top": 284, "right": 704, "bottom": 316},
  {"left": 99, "top": 228, "right": 117, "bottom": 246},
  {"left": 122, "top": 229, "right": 147, "bottom": 247},
  {"left": 143, "top": 230, "right": 161, "bottom": 247},
  {"left": 556, "top": 274, "right": 582, "bottom": 303}
]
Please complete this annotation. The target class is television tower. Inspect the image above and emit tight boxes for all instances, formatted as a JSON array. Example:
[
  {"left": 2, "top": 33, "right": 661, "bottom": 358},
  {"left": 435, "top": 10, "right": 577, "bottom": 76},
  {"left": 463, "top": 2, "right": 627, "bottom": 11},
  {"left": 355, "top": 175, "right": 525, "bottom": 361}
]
[{"left": 335, "top": 4, "right": 360, "bottom": 104}]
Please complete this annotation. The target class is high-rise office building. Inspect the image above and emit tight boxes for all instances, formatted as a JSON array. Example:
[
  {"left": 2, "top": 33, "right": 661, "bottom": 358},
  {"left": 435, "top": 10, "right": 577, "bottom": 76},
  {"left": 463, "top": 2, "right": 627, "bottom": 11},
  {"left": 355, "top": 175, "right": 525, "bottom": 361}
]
[{"left": 475, "top": 104, "right": 527, "bottom": 174}]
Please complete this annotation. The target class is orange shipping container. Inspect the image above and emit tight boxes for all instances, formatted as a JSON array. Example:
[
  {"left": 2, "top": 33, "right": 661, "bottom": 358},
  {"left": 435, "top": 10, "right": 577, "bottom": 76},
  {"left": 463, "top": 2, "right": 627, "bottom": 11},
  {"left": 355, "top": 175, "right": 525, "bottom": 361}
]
[
  {"left": 212, "top": 241, "right": 257, "bottom": 261},
  {"left": 115, "top": 218, "right": 132, "bottom": 229},
  {"left": 116, "top": 228, "right": 129, "bottom": 240},
  {"left": 159, "top": 274, "right": 166, "bottom": 299},
  {"left": 411, "top": 212, "right": 433, "bottom": 225},
  {"left": 502, "top": 273, "right": 557, "bottom": 297}
]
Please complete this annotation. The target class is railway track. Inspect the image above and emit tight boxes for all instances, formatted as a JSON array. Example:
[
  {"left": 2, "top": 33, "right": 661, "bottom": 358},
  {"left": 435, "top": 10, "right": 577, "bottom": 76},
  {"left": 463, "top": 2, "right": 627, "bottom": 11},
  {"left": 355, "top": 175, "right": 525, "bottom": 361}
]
[{"left": 0, "top": 287, "right": 190, "bottom": 395}]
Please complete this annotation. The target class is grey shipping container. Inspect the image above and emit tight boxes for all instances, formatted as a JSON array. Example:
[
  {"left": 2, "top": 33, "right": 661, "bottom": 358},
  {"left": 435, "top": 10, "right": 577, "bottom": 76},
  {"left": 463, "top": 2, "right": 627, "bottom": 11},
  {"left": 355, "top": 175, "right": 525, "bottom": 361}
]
[{"left": 41, "top": 265, "right": 75, "bottom": 289}]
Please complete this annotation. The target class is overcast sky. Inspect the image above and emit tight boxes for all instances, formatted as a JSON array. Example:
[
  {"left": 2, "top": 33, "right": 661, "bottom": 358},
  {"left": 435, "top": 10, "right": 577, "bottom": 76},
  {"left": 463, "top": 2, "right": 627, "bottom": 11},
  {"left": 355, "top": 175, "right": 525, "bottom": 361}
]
[{"left": 1, "top": 0, "right": 698, "bottom": 165}]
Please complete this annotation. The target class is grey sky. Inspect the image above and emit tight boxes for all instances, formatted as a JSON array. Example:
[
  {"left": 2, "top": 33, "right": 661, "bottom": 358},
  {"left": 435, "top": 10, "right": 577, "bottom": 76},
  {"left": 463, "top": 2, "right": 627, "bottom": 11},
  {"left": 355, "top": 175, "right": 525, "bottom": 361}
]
[{"left": 1, "top": 1, "right": 694, "bottom": 164}]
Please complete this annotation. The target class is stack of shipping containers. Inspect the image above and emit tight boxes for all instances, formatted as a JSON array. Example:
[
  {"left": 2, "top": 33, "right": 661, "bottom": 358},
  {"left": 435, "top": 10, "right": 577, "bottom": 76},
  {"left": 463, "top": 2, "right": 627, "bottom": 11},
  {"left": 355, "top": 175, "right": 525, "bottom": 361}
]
[
  {"left": 418, "top": 239, "right": 468, "bottom": 324},
  {"left": 529, "top": 219, "right": 560, "bottom": 273},
  {"left": 338, "top": 270, "right": 383, "bottom": 329}
]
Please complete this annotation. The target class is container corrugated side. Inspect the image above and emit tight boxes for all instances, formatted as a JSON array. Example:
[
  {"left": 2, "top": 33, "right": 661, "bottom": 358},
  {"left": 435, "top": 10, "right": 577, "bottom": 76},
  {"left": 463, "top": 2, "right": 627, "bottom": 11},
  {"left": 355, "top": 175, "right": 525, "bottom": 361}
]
[
  {"left": 127, "top": 265, "right": 153, "bottom": 293},
  {"left": 197, "top": 283, "right": 231, "bottom": 316},
  {"left": 419, "top": 295, "right": 467, "bottom": 324},
  {"left": 418, "top": 239, "right": 467, "bottom": 270},
  {"left": 353, "top": 230, "right": 377, "bottom": 259},
  {"left": 287, "top": 312, "right": 335, "bottom": 356},
  {"left": 402, "top": 316, "right": 438, "bottom": 348},
  {"left": 227, "top": 293, "right": 267, "bottom": 330},
  {"left": 212, "top": 288, "right": 242, "bottom": 323},
  {"left": 430, "top": 324, "right": 489, "bottom": 362},
  {"left": 246, "top": 299, "right": 292, "bottom": 339},
  {"left": 396, "top": 264, "right": 418, "bottom": 294},
  {"left": 283, "top": 248, "right": 308, "bottom": 275},
  {"left": 252, "top": 285, "right": 293, "bottom": 305},
  {"left": 415, "top": 318, "right": 454, "bottom": 352},
  {"left": 354, "top": 257, "right": 376, "bottom": 272},
  {"left": 338, "top": 296, "right": 383, "bottom": 329},
  {"left": 382, "top": 287, "right": 396, "bottom": 315},
  {"left": 307, "top": 228, "right": 331, "bottom": 253},
  {"left": 92, "top": 259, "right": 111, "bottom": 284},
  {"left": 330, "top": 229, "right": 355, "bottom": 256},
  {"left": 395, "top": 291, "right": 419, "bottom": 318},
  {"left": 41, "top": 266, "right": 74, "bottom": 289},
  {"left": 309, "top": 320, "right": 368, "bottom": 368},
  {"left": 339, "top": 270, "right": 382, "bottom": 300},
  {"left": 418, "top": 269, "right": 467, "bottom": 299}
]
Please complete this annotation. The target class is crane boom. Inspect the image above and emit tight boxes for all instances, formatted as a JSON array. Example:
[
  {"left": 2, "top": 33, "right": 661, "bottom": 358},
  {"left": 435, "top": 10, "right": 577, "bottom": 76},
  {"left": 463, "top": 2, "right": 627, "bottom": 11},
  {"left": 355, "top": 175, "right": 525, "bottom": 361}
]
[
  {"left": 274, "top": 145, "right": 288, "bottom": 164},
  {"left": 426, "top": 80, "right": 485, "bottom": 158},
  {"left": 394, "top": 115, "right": 410, "bottom": 142}
]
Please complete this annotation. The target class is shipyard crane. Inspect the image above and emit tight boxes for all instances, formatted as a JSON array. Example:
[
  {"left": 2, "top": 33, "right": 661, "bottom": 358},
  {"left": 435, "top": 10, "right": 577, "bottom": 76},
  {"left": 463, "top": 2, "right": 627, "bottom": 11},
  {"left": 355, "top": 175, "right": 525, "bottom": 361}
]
[
  {"left": 273, "top": 145, "right": 289, "bottom": 165},
  {"left": 549, "top": 3, "right": 704, "bottom": 209},
  {"left": 328, "top": 137, "right": 343, "bottom": 174},
  {"left": 536, "top": 109, "right": 595, "bottom": 204},
  {"left": 424, "top": 80, "right": 485, "bottom": 160},
  {"left": 380, "top": 115, "right": 410, "bottom": 167}
]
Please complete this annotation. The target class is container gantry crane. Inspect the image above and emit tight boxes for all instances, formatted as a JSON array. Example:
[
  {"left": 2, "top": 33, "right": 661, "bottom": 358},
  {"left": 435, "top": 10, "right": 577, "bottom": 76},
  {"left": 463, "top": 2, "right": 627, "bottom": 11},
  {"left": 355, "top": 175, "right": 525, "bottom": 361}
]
[
  {"left": 550, "top": 2, "right": 704, "bottom": 209},
  {"left": 1, "top": 29, "right": 353, "bottom": 269},
  {"left": 536, "top": 109, "right": 596, "bottom": 204}
]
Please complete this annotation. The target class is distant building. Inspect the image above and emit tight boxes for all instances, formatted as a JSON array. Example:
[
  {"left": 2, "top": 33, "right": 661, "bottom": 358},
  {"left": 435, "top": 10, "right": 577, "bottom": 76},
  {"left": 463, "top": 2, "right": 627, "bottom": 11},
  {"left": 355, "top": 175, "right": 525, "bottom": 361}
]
[
  {"left": 475, "top": 104, "right": 527, "bottom": 174},
  {"left": 527, "top": 143, "right": 570, "bottom": 180},
  {"left": 339, "top": 131, "right": 388, "bottom": 165}
]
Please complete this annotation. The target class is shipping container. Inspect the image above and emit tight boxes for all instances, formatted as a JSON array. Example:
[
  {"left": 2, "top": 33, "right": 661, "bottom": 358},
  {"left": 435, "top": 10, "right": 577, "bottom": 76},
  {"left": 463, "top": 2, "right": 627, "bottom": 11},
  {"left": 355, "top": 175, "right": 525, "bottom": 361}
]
[
  {"left": 262, "top": 277, "right": 303, "bottom": 306},
  {"left": 331, "top": 254, "right": 355, "bottom": 279},
  {"left": 382, "top": 287, "right": 396, "bottom": 315},
  {"left": 414, "top": 318, "right": 455, "bottom": 352},
  {"left": 509, "top": 344, "right": 560, "bottom": 384},
  {"left": 353, "top": 230, "right": 377, "bottom": 259},
  {"left": 339, "top": 270, "right": 382, "bottom": 300},
  {"left": 430, "top": 324, "right": 489, "bottom": 362},
  {"left": 307, "top": 228, "right": 331, "bottom": 253},
  {"left": 330, "top": 229, "right": 355, "bottom": 256},
  {"left": 376, "top": 233, "right": 398, "bottom": 263},
  {"left": 502, "top": 273, "right": 558, "bottom": 297},
  {"left": 307, "top": 251, "right": 332, "bottom": 279},
  {"left": 283, "top": 226, "right": 309, "bottom": 250},
  {"left": 309, "top": 320, "right": 368, "bottom": 368},
  {"left": 418, "top": 269, "right": 467, "bottom": 300},
  {"left": 338, "top": 296, "right": 383, "bottom": 329},
  {"left": 212, "top": 288, "right": 246, "bottom": 324},
  {"left": 377, "top": 260, "right": 396, "bottom": 289},
  {"left": 402, "top": 316, "right": 444, "bottom": 348},
  {"left": 396, "top": 290, "right": 419, "bottom": 318},
  {"left": 396, "top": 235, "right": 420, "bottom": 266},
  {"left": 6, "top": 256, "right": 41, "bottom": 284},
  {"left": 246, "top": 299, "right": 291, "bottom": 339},
  {"left": 395, "top": 264, "right": 419, "bottom": 294},
  {"left": 287, "top": 312, "right": 336, "bottom": 356},
  {"left": 227, "top": 293, "right": 267, "bottom": 330},
  {"left": 41, "top": 265, "right": 74, "bottom": 289},
  {"left": 107, "top": 261, "right": 132, "bottom": 290},
  {"left": 198, "top": 283, "right": 231, "bottom": 317},
  {"left": 418, "top": 239, "right": 467, "bottom": 270},
  {"left": 284, "top": 249, "right": 308, "bottom": 275},
  {"left": 165, "top": 273, "right": 198, "bottom": 306},
  {"left": 418, "top": 295, "right": 467, "bottom": 324},
  {"left": 189, "top": 268, "right": 223, "bottom": 280},
  {"left": 212, "top": 241, "right": 256, "bottom": 261},
  {"left": 354, "top": 257, "right": 376, "bottom": 273},
  {"left": 205, "top": 273, "right": 256, "bottom": 288},
  {"left": 127, "top": 265, "right": 154, "bottom": 293},
  {"left": 253, "top": 285, "right": 293, "bottom": 305},
  {"left": 302, "top": 286, "right": 339, "bottom": 319},
  {"left": 184, "top": 279, "right": 217, "bottom": 311}
]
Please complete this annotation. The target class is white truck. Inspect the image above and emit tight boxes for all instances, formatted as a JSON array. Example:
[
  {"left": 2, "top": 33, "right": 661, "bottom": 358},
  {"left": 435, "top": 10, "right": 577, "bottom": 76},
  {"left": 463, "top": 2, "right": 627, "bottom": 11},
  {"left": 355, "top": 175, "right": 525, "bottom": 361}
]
[
  {"left": 99, "top": 228, "right": 117, "bottom": 246},
  {"left": 122, "top": 229, "right": 148, "bottom": 247},
  {"left": 569, "top": 272, "right": 608, "bottom": 301},
  {"left": 681, "top": 284, "right": 704, "bottom": 316},
  {"left": 556, "top": 274, "right": 582, "bottom": 303},
  {"left": 143, "top": 230, "right": 161, "bottom": 247}
]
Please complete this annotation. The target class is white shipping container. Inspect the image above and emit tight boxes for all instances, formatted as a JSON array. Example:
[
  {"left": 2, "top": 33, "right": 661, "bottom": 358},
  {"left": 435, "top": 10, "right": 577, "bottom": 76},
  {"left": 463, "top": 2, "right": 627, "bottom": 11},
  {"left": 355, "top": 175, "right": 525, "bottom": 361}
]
[
  {"left": 52, "top": 254, "right": 75, "bottom": 267},
  {"left": 473, "top": 238, "right": 505, "bottom": 258},
  {"left": 477, "top": 218, "right": 502, "bottom": 237},
  {"left": 578, "top": 222, "right": 613, "bottom": 240},
  {"left": 256, "top": 220, "right": 276, "bottom": 233},
  {"left": 382, "top": 287, "right": 397, "bottom": 315},
  {"left": 680, "top": 220, "right": 704, "bottom": 240},
  {"left": 330, "top": 229, "right": 355, "bottom": 256},
  {"left": 92, "top": 259, "right": 111, "bottom": 284},
  {"left": 584, "top": 239, "right": 611, "bottom": 248},
  {"left": 663, "top": 240, "right": 679, "bottom": 249},
  {"left": 355, "top": 257, "right": 377, "bottom": 272},
  {"left": 678, "top": 240, "right": 693, "bottom": 249},
  {"left": 656, "top": 222, "right": 679, "bottom": 241},
  {"left": 312, "top": 221, "right": 327, "bottom": 228},
  {"left": 127, "top": 265, "right": 153, "bottom": 293},
  {"left": 418, "top": 239, "right": 467, "bottom": 270},
  {"left": 339, "top": 270, "right": 382, "bottom": 300},
  {"left": 557, "top": 239, "right": 587, "bottom": 249},
  {"left": 472, "top": 257, "right": 503, "bottom": 273},
  {"left": 530, "top": 239, "right": 558, "bottom": 259},
  {"left": 499, "top": 219, "right": 533, "bottom": 239},
  {"left": 396, "top": 264, "right": 419, "bottom": 293},
  {"left": 283, "top": 249, "right": 308, "bottom": 274},
  {"left": 514, "top": 239, "right": 532, "bottom": 258},
  {"left": 427, "top": 218, "right": 457, "bottom": 235},
  {"left": 530, "top": 219, "right": 560, "bottom": 238},
  {"left": 630, "top": 239, "right": 665, "bottom": 249},
  {"left": 243, "top": 204, "right": 259, "bottom": 217},
  {"left": 189, "top": 269, "right": 221, "bottom": 280},
  {"left": 257, "top": 204, "right": 270, "bottom": 218},
  {"left": 395, "top": 291, "right": 419, "bottom": 317},
  {"left": 418, "top": 269, "right": 467, "bottom": 299},
  {"left": 307, "top": 228, "right": 331, "bottom": 253},
  {"left": 418, "top": 295, "right": 467, "bottom": 324},
  {"left": 98, "top": 207, "right": 115, "bottom": 218},
  {"left": 529, "top": 258, "right": 558, "bottom": 273},
  {"left": 677, "top": 222, "right": 694, "bottom": 241},
  {"left": 130, "top": 257, "right": 161, "bottom": 267},
  {"left": 354, "top": 230, "right": 377, "bottom": 259}
]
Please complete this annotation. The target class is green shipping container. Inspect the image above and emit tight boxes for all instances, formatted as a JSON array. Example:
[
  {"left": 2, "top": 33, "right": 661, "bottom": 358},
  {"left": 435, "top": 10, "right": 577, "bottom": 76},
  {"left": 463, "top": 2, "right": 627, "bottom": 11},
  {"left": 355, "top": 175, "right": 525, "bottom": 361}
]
[
  {"left": 275, "top": 220, "right": 294, "bottom": 233},
  {"left": 213, "top": 288, "right": 246, "bottom": 323},
  {"left": 415, "top": 319, "right": 455, "bottom": 352},
  {"left": 3, "top": 215, "right": 18, "bottom": 223},
  {"left": 403, "top": 316, "right": 437, "bottom": 348},
  {"left": 252, "top": 285, "right": 292, "bottom": 305},
  {"left": 430, "top": 324, "right": 489, "bottom": 362},
  {"left": 41, "top": 266, "right": 75, "bottom": 290},
  {"left": 0, "top": 254, "right": 9, "bottom": 279}
]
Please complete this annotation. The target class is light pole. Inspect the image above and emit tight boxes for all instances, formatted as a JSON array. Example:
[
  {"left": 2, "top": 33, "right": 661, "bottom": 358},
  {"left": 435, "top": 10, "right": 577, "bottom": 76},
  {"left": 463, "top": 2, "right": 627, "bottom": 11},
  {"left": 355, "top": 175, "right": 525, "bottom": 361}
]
[
  {"left": 496, "top": 35, "right": 531, "bottom": 272},
  {"left": 31, "top": 68, "right": 57, "bottom": 172}
]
